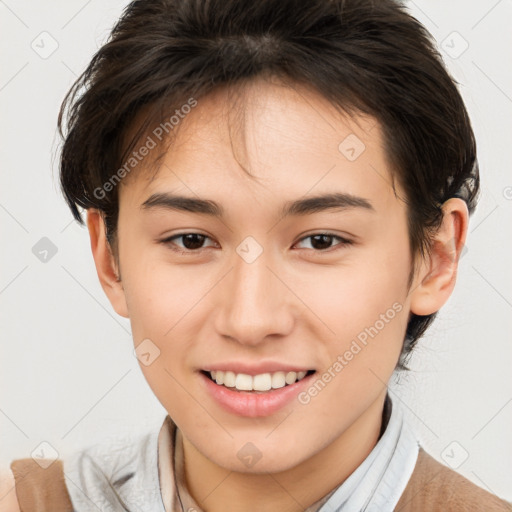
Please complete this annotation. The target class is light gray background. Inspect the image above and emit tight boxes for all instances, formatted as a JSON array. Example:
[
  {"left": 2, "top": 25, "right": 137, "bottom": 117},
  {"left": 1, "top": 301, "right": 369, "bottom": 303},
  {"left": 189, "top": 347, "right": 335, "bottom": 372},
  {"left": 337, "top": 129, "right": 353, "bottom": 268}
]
[{"left": 1, "top": 0, "right": 511, "bottom": 502}]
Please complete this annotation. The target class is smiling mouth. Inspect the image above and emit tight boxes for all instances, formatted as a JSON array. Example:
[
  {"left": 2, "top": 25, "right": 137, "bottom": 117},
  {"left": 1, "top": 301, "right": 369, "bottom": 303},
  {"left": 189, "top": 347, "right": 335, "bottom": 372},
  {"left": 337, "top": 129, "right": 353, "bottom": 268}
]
[{"left": 201, "top": 369, "right": 316, "bottom": 393}]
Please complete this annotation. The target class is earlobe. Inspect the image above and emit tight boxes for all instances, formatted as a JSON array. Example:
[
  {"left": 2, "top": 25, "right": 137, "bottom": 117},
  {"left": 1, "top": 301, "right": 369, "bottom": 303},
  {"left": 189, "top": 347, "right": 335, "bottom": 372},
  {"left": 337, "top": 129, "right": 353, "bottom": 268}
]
[
  {"left": 409, "top": 198, "right": 469, "bottom": 316},
  {"left": 86, "top": 209, "right": 129, "bottom": 318}
]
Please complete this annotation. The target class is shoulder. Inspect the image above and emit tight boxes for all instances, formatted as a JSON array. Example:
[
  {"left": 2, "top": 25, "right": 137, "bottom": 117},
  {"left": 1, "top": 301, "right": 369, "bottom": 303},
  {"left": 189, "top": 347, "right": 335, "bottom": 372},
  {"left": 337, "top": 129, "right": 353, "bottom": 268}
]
[
  {"left": 0, "top": 467, "right": 20, "bottom": 512},
  {"left": 1, "top": 423, "right": 165, "bottom": 512},
  {"left": 396, "top": 448, "right": 512, "bottom": 511},
  {"left": 4, "top": 458, "right": 72, "bottom": 512}
]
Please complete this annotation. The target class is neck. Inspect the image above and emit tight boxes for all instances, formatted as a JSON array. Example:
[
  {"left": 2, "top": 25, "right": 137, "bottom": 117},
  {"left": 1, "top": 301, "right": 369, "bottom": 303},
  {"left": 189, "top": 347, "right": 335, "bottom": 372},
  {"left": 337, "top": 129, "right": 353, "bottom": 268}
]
[{"left": 181, "top": 390, "right": 388, "bottom": 512}]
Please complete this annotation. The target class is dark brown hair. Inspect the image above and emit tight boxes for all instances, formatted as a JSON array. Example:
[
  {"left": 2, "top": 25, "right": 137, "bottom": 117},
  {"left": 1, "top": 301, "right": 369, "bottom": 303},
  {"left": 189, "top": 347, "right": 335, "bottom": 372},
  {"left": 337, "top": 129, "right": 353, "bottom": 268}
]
[{"left": 58, "top": 0, "right": 480, "bottom": 370}]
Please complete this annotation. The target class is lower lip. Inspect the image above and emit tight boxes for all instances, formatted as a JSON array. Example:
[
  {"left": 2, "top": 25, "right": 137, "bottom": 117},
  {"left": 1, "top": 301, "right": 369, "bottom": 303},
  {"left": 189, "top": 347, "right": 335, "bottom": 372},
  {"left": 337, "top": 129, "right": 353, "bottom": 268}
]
[{"left": 199, "top": 371, "right": 316, "bottom": 417}]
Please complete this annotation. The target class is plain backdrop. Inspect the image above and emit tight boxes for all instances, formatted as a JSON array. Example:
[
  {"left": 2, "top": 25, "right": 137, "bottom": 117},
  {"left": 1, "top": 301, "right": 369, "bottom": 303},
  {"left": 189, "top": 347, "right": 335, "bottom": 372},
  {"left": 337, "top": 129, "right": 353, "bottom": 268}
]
[{"left": 1, "top": 0, "right": 511, "bottom": 502}]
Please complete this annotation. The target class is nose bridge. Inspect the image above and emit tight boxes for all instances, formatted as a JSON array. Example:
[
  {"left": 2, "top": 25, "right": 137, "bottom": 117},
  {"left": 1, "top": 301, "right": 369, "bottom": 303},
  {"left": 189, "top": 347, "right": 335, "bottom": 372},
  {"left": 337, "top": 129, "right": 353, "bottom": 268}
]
[{"left": 215, "top": 241, "right": 293, "bottom": 344}]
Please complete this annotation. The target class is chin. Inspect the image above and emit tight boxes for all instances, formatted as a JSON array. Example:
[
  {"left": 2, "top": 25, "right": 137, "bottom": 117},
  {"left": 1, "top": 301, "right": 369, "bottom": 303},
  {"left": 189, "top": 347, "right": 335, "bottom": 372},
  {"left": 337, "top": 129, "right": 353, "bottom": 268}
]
[{"left": 198, "top": 434, "right": 314, "bottom": 474}]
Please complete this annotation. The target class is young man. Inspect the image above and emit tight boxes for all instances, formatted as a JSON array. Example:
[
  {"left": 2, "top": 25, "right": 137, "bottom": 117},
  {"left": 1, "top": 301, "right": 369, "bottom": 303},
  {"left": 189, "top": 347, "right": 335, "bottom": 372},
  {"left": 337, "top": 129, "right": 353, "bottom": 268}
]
[{"left": 2, "top": 0, "right": 510, "bottom": 510}]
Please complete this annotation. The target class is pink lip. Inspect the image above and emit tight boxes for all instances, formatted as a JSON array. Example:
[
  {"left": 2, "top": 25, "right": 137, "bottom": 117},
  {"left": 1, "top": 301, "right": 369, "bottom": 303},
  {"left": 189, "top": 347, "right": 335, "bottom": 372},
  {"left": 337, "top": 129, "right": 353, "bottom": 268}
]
[
  {"left": 201, "top": 361, "right": 314, "bottom": 376},
  {"left": 199, "top": 371, "right": 316, "bottom": 417}
]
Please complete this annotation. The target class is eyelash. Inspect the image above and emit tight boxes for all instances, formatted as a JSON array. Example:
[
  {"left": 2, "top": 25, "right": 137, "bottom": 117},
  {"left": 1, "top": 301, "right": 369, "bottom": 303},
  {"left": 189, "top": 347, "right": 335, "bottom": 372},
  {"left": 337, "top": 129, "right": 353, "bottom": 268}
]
[{"left": 159, "top": 232, "right": 353, "bottom": 255}]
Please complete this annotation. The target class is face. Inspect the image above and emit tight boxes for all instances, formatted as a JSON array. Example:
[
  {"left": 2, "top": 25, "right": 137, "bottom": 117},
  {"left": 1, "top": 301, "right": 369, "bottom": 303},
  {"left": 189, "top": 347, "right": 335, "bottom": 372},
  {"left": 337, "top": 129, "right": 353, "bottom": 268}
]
[{"left": 111, "top": 77, "right": 416, "bottom": 473}]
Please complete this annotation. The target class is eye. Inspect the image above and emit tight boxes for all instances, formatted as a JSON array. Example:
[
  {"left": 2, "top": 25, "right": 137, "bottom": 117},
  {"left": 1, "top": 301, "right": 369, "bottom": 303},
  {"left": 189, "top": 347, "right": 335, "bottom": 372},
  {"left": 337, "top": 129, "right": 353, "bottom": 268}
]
[
  {"left": 160, "top": 232, "right": 216, "bottom": 254},
  {"left": 160, "top": 231, "right": 353, "bottom": 255},
  {"left": 294, "top": 232, "right": 353, "bottom": 252}
]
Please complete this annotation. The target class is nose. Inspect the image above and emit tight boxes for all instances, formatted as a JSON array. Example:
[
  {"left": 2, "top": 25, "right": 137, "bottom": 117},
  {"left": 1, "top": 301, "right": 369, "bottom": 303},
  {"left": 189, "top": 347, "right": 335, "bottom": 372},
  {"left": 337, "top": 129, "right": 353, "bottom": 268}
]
[{"left": 213, "top": 247, "right": 295, "bottom": 346}]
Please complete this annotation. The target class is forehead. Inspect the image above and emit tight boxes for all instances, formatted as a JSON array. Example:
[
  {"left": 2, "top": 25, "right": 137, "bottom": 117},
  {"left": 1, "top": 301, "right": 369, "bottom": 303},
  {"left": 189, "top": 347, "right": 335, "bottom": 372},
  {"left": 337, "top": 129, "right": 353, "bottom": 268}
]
[{"left": 119, "top": 77, "right": 400, "bottom": 215}]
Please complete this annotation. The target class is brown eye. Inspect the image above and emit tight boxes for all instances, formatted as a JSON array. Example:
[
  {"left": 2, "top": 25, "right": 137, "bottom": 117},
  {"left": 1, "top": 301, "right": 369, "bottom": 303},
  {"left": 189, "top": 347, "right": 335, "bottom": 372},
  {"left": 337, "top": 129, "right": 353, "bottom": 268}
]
[
  {"left": 179, "top": 233, "right": 207, "bottom": 250},
  {"left": 295, "top": 233, "right": 353, "bottom": 252},
  {"left": 160, "top": 232, "right": 215, "bottom": 253},
  {"left": 310, "top": 234, "right": 335, "bottom": 250}
]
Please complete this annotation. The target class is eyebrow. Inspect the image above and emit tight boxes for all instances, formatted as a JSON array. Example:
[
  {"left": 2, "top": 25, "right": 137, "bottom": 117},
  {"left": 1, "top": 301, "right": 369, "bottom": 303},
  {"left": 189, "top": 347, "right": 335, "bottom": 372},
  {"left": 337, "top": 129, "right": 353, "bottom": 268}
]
[{"left": 141, "top": 192, "right": 375, "bottom": 217}]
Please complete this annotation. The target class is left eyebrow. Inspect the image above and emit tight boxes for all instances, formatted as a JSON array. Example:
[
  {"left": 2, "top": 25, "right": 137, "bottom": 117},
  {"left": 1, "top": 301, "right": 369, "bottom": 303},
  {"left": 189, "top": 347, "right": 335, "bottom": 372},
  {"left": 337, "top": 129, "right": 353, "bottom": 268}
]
[
  {"left": 140, "top": 191, "right": 375, "bottom": 217},
  {"left": 280, "top": 192, "right": 375, "bottom": 217}
]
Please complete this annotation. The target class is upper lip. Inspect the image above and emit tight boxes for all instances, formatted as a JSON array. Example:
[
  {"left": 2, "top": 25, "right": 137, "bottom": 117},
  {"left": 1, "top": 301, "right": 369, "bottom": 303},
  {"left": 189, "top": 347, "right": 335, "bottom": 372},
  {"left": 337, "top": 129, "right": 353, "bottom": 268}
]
[{"left": 200, "top": 361, "right": 315, "bottom": 376}]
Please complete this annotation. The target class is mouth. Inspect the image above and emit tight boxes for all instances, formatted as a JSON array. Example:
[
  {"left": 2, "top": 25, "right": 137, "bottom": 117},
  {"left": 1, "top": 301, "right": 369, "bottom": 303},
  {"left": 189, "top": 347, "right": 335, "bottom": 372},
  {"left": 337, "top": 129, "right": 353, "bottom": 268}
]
[{"left": 200, "top": 369, "right": 316, "bottom": 394}]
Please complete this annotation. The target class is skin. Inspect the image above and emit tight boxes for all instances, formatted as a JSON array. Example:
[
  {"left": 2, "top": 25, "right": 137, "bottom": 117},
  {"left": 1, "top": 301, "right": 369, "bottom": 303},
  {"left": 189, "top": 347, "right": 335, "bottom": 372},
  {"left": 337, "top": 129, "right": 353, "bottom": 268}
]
[{"left": 85, "top": 77, "right": 468, "bottom": 512}]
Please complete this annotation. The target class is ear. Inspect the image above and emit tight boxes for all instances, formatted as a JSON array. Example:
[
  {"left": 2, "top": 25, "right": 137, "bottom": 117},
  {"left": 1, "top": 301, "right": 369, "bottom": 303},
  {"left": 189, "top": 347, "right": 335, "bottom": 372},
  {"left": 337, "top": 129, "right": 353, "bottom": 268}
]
[
  {"left": 409, "top": 198, "right": 469, "bottom": 316},
  {"left": 86, "top": 209, "right": 129, "bottom": 318}
]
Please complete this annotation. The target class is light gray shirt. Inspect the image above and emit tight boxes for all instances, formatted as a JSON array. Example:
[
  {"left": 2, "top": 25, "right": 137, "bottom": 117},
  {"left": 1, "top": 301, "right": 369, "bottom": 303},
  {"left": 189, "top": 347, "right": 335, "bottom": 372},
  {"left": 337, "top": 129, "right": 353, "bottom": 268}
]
[{"left": 63, "top": 394, "right": 419, "bottom": 512}]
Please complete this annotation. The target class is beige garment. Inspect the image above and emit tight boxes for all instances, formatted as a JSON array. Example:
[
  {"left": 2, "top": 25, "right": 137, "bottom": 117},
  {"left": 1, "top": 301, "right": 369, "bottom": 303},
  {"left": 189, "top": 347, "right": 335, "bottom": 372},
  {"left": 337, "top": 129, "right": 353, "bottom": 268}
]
[{"left": 9, "top": 458, "right": 73, "bottom": 512}]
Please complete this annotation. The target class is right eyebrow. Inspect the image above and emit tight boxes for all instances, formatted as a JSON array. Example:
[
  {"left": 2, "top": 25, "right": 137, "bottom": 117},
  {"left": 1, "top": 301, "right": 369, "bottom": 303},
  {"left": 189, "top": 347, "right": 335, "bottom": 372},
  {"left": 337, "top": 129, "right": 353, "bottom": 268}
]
[{"left": 141, "top": 193, "right": 224, "bottom": 216}]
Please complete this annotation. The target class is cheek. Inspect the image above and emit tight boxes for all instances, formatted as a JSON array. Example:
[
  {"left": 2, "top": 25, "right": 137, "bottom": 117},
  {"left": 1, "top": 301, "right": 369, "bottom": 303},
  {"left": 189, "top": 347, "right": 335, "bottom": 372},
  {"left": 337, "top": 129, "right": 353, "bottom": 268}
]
[
  {"left": 295, "top": 255, "right": 409, "bottom": 419},
  {"left": 118, "top": 257, "right": 199, "bottom": 377},
  {"left": 302, "top": 246, "right": 410, "bottom": 366},
  {"left": 121, "top": 260, "right": 203, "bottom": 411},
  {"left": 123, "top": 258, "right": 207, "bottom": 340}
]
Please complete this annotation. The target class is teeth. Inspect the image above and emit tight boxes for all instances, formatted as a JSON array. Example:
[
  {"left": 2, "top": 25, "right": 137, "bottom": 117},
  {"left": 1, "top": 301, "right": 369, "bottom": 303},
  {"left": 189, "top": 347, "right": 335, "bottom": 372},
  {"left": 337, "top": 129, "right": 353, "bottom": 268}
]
[
  {"left": 235, "top": 373, "right": 253, "bottom": 390},
  {"left": 208, "top": 369, "right": 311, "bottom": 391},
  {"left": 253, "top": 373, "right": 272, "bottom": 391},
  {"left": 285, "top": 371, "right": 297, "bottom": 385},
  {"left": 223, "top": 371, "right": 236, "bottom": 388},
  {"left": 271, "top": 371, "right": 286, "bottom": 389}
]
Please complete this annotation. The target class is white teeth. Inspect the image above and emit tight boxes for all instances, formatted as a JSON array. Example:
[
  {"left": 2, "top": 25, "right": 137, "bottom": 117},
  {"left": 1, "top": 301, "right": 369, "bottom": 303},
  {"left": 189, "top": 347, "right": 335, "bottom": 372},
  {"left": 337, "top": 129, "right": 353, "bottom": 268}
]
[
  {"left": 208, "top": 369, "right": 311, "bottom": 391},
  {"left": 223, "top": 371, "right": 236, "bottom": 388},
  {"left": 253, "top": 373, "right": 272, "bottom": 391},
  {"left": 271, "top": 371, "right": 286, "bottom": 389},
  {"left": 235, "top": 373, "right": 253, "bottom": 390},
  {"left": 285, "top": 371, "right": 297, "bottom": 385}
]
